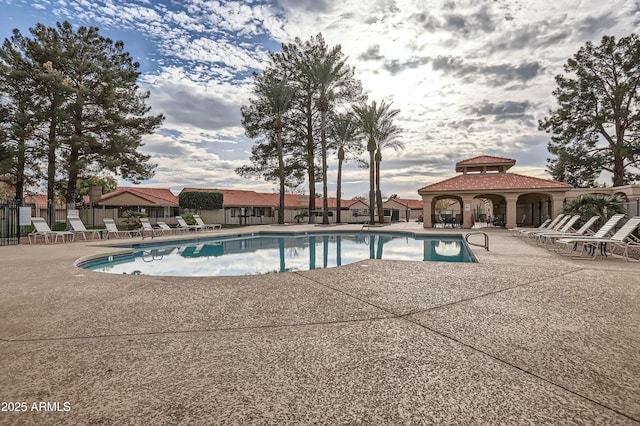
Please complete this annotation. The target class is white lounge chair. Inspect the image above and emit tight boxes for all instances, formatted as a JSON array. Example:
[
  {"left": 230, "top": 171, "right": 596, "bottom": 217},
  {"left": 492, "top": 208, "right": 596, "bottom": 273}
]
[
  {"left": 557, "top": 216, "right": 640, "bottom": 260},
  {"left": 140, "top": 218, "right": 163, "bottom": 239},
  {"left": 555, "top": 214, "right": 626, "bottom": 257},
  {"left": 193, "top": 214, "right": 221, "bottom": 231},
  {"left": 103, "top": 218, "right": 141, "bottom": 239},
  {"left": 176, "top": 215, "right": 205, "bottom": 232},
  {"left": 529, "top": 215, "right": 581, "bottom": 244},
  {"left": 28, "top": 217, "right": 75, "bottom": 244},
  {"left": 68, "top": 217, "right": 101, "bottom": 240},
  {"left": 508, "top": 216, "right": 555, "bottom": 237},
  {"left": 537, "top": 215, "right": 600, "bottom": 250},
  {"left": 157, "top": 221, "right": 183, "bottom": 234},
  {"left": 520, "top": 215, "right": 572, "bottom": 240}
]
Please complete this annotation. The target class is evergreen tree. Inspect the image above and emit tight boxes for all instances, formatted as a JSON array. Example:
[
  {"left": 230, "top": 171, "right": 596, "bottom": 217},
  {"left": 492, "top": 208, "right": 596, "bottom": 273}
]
[
  {"left": 1, "top": 21, "right": 163, "bottom": 212},
  {"left": 540, "top": 34, "right": 640, "bottom": 187},
  {"left": 22, "top": 24, "right": 69, "bottom": 211},
  {"left": 52, "top": 22, "right": 163, "bottom": 207},
  {"left": 239, "top": 70, "right": 295, "bottom": 224},
  {"left": 0, "top": 28, "right": 49, "bottom": 202}
]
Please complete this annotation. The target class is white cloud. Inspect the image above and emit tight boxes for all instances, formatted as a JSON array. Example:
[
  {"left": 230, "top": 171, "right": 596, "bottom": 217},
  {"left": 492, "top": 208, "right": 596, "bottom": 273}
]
[{"left": 2, "top": 0, "right": 638, "bottom": 196}]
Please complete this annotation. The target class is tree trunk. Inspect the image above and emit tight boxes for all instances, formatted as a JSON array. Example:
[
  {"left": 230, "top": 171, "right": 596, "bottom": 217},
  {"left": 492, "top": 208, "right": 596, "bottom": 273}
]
[
  {"left": 369, "top": 149, "right": 375, "bottom": 224},
  {"left": 612, "top": 137, "right": 625, "bottom": 187},
  {"left": 66, "top": 94, "right": 84, "bottom": 219},
  {"left": 375, "top": 149, "right": 383, "bottom": 224},
  {"left": 65, "top": 144, "right": 80, "bottom": 216},
  {"left": 336, "top": 147, "right": 344, "bottom": 224},
  {"left": 320, "top": 106, "right": 329, "bottom": 225},
  {"left": 306, "top": 95, "right": 316, "bottom": 224},
  {"left": 276, "top": 121, "right": 285, "bottom": 225},
  {"left": 46, "top": 102, "right": 58, "bottom": 227},
  {"left": 308, "top": 150, "right": 316, "bottom": 224},
  {"left": 15, "top": 136, "right": 26, "bottom": 203},
  {"left": 367, "top": 137, "right": 376, "bottom": 224}
]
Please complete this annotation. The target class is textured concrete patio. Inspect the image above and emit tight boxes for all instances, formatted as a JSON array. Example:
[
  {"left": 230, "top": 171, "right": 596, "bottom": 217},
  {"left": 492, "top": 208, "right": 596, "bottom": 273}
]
[{"left": 1, "top": 223, "right": 639, "bottom": 425}]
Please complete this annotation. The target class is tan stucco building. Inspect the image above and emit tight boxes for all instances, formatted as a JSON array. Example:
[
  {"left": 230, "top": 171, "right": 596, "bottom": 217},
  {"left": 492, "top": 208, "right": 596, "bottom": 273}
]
[{"left": 418, "top": 156, "right": 573, "bottom": 229}]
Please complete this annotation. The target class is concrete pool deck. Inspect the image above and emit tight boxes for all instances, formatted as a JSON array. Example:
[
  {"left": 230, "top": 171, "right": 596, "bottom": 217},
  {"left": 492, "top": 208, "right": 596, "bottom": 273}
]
[{"left": 1, "top": 223, "right": 639, "bottom": 425}]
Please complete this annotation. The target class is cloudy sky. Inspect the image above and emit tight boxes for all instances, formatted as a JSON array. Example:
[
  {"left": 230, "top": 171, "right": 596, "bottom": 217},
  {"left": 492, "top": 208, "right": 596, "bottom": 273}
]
[{"left": 1, "top": 0, "right": 638, "bottom": 199}]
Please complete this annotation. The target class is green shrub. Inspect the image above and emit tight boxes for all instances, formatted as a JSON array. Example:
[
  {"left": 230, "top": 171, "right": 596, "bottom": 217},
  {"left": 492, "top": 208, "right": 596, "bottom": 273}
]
[
  {"left": 179, "top": 191, "right": 223, "bottom": 210},
  {"left": 123, "top": 210, "right": 147, "bottom": 228},
  {"left": 181, "top": 212, "right": 196, "bottom": 225}
]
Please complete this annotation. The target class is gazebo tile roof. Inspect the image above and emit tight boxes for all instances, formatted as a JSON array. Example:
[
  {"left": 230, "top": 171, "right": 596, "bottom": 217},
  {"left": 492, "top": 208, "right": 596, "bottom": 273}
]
[
  {"left": 418, "top": 173, "right": 573, "bottom": 192},
  {"left": 456, "top": 155, "right": 516, "bottom": 166}
]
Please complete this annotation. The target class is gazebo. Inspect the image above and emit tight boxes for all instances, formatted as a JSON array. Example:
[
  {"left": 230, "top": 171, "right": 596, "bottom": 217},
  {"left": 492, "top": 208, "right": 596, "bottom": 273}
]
[{"left": 417, "top": 155, "right": 573, "bottom": 229}]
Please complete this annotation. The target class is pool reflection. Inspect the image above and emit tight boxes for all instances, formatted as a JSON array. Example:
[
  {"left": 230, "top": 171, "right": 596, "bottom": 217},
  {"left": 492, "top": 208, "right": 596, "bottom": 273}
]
[{"left": 87, "top": 233, "right": 475, "bottom": 276}]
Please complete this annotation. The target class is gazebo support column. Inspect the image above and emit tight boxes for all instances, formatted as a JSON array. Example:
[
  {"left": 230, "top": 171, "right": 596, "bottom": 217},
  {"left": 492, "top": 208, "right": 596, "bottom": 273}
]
[
  {"left": 461, "top": 195, "right": 476, "bottom": 228},
  {"left": 421, "top": 196, "right": 434, "bottom": 228},
  {"left": 505, "top": 195, "right": 520, "bottom": 229}
]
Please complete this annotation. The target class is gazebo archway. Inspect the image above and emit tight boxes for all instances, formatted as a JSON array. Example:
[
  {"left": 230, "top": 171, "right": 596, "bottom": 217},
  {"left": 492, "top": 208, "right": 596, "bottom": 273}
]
[
  {"left": 514, "top": 192, "right": 555, "bottom": 227},
  {"left": 473, "top": 193, "right": 506, "bottom": 226},
  {"left": 430, "top": 195, "right": 463, "bottom": 226}
]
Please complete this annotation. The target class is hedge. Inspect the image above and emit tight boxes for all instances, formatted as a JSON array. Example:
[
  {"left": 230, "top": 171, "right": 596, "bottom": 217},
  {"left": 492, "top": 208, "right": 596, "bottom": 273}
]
[{"left": 179, "top": 191, "right": 224, "bottom": 210}]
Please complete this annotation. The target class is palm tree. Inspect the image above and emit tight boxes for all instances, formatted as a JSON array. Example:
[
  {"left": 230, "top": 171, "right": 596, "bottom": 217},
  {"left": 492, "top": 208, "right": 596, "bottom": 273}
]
[
  {"left": 374, "top": 119, "right": 403, "bottom": 223},
  {"left": 308, "top": 44, "right": 352, "bottom": 225},
  {"left": 561, "top": 194, "right": 626, "bottom": 225},
  {"left": 328, "top": 112, "right": 362, "bottom": 223},
  {"left": 254, "top": 72, "right": 295, "bottom": 224},
  {"left": 352, "top": 100, "right": 400, "bottom": 224}
]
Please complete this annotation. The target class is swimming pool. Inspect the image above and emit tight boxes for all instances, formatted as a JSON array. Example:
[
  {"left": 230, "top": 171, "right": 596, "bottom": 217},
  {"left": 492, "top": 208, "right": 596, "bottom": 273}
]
[{"left": 79, "top": 232, "right": 476, "bottom": 277}]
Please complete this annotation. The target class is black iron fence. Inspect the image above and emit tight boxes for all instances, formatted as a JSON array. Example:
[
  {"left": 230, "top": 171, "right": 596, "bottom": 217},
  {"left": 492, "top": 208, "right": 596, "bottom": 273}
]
[{"left": 0, "top": 201, "right": 20, "bottom": 246}]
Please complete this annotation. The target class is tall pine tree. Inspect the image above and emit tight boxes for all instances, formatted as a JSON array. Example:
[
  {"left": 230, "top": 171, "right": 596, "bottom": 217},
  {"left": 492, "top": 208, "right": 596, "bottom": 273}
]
[{"left": 1, "top": 21, "right": 163, "bottom": 212}]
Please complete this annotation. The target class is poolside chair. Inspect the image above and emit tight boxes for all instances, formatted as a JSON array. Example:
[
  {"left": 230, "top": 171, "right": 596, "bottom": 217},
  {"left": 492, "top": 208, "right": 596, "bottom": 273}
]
[
  {"left": 68, "top": 217, "right": 101, "bottom": 241},
  {"left": 176, "top": 215, "right": 205, "bottom": 232},
  {"left": 157, "top": 221, "right": 183, "bottom": 235},
  {"left": 558, "top": 216, "right": 640, "bottom": 260},
  {"left": 28, "top": 217, "right": 75, "bottom": 244},
  {"left": 140, "top": 218, "right": 163, "bottom": 239},
  {"left": 528, "top": 215, "right": 581, "bottom": 244},
  {"left": 520, "top": 215, "right": 572, "bottom": 240},
  {"left": 537, "top": 215, "right": 600, "bottom": 250},
  {"left": 508, "top": 217, "right": 553, "bottom": 236},
  {"left": 193, "top": 214, "right": 221, "bottom": 231},
  {"left": 555, "top": 214, "right": 625, "bottom": 257},
  {"left": 103, "top": 218, "right": 141, "bottom": 239}
]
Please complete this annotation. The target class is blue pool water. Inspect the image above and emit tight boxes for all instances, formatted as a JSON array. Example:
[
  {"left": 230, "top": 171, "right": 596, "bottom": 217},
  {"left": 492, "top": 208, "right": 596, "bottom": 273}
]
[{"left": 79, "top": 232, "right": 476, "bottom": 277}]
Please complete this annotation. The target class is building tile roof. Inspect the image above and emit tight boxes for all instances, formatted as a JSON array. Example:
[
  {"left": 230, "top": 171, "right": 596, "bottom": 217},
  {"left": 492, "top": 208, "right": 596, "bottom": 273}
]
[
  {"left": 274, "top": 194, "right": 366, "bottom": 209},
  {"left": 100, "top": 187, "right": 179, "bottom": 206},
  {"left": 181, "top": 188, "right": 275, "bottom": 207},
  {"left": 418, "top": 173, "right": 573, "bottom": 193},
  {"left": 260, "top": 193, "right": 304, "bottom": 208},
  {"left": 385, "top": 198, "right": 423, "bottom": 209},
  {"left": 182, "top": 188, "right": 369, "bottom": 209}
]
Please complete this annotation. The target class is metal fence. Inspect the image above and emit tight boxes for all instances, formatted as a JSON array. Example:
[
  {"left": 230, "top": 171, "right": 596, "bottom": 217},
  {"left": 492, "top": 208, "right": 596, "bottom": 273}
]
[{"left": 0, "top": 201, "right": 20, "bottom": 245}]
